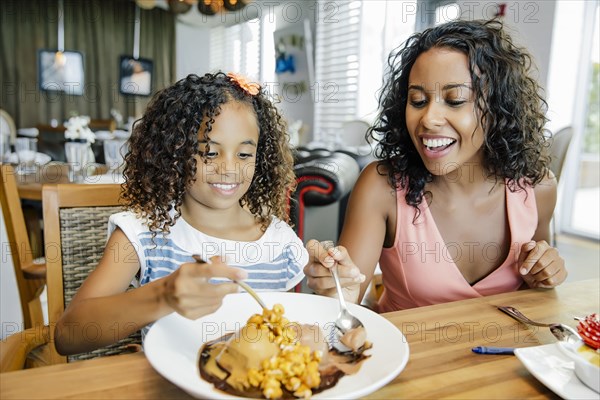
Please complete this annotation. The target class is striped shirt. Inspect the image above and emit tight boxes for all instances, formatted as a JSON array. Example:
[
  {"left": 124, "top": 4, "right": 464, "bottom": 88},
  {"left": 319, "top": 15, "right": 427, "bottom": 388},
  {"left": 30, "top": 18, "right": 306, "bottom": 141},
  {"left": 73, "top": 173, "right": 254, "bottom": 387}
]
[{"left": 108, "top": 211, "right": 308, "bottom": 292}]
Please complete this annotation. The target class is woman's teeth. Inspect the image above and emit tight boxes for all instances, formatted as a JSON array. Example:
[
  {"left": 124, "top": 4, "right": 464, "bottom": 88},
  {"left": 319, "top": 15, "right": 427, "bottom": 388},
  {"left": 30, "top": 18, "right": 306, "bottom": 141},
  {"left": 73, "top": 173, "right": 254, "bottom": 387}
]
[
  {"left": 211, "top": 183, "right": 237, "bottom": 190},
  {"left": 422, "top": 137, "right": 456, "bottom": 149}
]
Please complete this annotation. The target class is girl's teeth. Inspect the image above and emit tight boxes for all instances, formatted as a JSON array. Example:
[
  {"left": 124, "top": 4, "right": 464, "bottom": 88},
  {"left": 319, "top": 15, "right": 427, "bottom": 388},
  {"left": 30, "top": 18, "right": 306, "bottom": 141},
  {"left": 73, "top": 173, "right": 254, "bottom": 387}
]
[{"left": 422, "top": 138, "right": 455, "bottom": 148}]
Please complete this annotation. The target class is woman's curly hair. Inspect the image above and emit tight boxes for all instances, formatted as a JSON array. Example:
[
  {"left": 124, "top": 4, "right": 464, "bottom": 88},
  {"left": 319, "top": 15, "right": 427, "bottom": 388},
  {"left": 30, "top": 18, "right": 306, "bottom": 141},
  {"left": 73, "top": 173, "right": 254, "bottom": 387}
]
[
  {"left": 369, "top": 19, "right": 550, "bottom": 209},
  {"left": 121, "top": 72, "right": 296, "bottom": 236}
]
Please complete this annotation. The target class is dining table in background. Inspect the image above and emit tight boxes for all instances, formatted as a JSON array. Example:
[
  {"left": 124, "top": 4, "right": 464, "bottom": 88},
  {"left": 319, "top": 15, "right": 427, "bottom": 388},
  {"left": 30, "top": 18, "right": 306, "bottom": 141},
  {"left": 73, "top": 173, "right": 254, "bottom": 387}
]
[
  {"left": 1, "top": 279, "right": 598, "bottom": 399},
  {"left": 13, "top": 162, "right": 111, "bottom": 259},
  {"left": 15, "top": 162, "right": 109, "bottom": 201},
  {"left": 14, "top": 163, "right": 70, "bottom": 201}
]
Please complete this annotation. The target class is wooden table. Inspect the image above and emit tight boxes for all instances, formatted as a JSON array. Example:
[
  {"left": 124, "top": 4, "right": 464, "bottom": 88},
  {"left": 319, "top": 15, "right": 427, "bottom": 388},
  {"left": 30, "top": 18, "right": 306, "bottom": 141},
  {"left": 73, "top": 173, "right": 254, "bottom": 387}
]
[
  {"left": 15, "top": 163, "right": 70, "bottom": 201},
  {"left": 1, "top": 279, "right": 598, "bottom": 399},
  {"left": 16, "top": 163, "right": 109, "bottom": 201}
]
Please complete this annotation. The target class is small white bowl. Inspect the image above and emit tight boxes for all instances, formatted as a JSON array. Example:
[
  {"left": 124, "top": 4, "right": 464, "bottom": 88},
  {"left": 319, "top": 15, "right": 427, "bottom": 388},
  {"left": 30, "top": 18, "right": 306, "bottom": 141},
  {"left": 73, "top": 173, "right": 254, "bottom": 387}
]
[{"left": 558, "top": 341, "right": 600, "bottom": 393}]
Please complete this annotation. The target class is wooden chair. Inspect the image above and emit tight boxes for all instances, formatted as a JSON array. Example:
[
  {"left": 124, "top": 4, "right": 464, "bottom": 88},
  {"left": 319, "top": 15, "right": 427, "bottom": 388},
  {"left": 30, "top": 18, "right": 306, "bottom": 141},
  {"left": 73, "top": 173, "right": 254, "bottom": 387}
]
[
  {"left": 0, "top": 325, "right": 50, "bottom": 372},
  {"left": 0, "top": 109, "right": 17, "bottom": 145},
  {"left": 0, "top": 164, "right": 46, "bottom": 330},
  {"left": 42, "top": 183, "right": 141, "bottom": 364}
]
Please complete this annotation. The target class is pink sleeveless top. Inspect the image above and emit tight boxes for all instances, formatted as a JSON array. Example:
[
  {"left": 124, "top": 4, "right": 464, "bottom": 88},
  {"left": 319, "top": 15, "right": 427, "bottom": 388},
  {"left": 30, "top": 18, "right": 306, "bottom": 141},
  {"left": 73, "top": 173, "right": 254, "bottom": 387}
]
[{"left": 376, "top": 182, "right": 537, "bottom": 313}]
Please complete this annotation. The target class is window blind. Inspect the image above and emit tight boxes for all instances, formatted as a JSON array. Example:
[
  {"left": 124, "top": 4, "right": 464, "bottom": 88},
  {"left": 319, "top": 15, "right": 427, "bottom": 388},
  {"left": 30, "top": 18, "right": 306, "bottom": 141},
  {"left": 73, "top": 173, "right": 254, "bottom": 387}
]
[{"left": 313, "top": 0, "right": 363, "bottom": 138}]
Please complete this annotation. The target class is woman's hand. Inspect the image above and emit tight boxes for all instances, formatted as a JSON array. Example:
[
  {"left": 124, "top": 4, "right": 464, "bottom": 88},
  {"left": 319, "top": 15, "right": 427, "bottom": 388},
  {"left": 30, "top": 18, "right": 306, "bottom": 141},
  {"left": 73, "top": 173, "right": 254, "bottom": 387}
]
[
  {"left": 162, "top": 256, "right": 247, "bottom": 319},
  {"left": 518, "top": 240, "right": 567, "bottom": 289},
  {"left": 303, "top": 239, "right": 366, "bottom": 303}
]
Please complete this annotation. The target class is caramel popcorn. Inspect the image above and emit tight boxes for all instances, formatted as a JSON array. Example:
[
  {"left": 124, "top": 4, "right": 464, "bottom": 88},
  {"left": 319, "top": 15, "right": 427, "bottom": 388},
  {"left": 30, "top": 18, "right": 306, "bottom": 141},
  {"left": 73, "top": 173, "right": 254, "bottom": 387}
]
[{"left": 244, "top": 304, "right": 322, "bottom": 399}]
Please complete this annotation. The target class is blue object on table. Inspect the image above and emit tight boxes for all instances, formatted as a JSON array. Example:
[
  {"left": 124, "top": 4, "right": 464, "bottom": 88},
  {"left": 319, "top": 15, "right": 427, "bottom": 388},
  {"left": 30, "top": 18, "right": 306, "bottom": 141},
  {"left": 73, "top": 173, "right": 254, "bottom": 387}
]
[{"left": 472, "top": 346, "right": 515, "bottom": 355}]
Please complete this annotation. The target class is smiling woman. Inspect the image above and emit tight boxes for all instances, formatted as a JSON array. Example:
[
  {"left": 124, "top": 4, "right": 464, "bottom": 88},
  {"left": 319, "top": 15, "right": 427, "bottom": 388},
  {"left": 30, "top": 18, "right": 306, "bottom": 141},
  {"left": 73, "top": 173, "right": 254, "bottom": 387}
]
[{"left": 303, "top": 19, "right": 568, "bottom": 314}]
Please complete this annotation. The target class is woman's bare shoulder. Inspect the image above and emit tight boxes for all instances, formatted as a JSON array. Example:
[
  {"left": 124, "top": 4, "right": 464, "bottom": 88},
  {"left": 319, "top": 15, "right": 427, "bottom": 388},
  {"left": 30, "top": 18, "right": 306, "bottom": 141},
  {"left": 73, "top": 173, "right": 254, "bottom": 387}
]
[
  {"left": 351, "top": 161, "right": 396, "bottom": 211},
  {"left": 358, "top": 161, "right": 392, "bottom": 187}
]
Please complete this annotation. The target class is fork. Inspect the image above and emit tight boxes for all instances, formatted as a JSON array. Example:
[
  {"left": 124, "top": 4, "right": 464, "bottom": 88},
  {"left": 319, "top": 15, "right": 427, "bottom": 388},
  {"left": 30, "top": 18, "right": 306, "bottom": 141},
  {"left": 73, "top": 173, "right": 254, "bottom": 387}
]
[
  {"left": 497, "top": 305, "right": 581, "bottom": 344},
  {"left": 498, "top": 306, "right": 554, "bottom": 327},
  {"left": 191, "top": 254, "right": 267, "bottom": 311},
  {"left": 320, "top": 241, "right": 365, "bottom": 351}
]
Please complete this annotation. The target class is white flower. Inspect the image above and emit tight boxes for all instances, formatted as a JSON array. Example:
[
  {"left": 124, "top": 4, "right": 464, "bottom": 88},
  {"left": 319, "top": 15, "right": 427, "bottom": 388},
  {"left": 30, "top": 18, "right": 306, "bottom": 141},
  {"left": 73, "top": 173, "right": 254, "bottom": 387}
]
[{"left": 64, "top": 116, "right": 96, "bottom": 143}]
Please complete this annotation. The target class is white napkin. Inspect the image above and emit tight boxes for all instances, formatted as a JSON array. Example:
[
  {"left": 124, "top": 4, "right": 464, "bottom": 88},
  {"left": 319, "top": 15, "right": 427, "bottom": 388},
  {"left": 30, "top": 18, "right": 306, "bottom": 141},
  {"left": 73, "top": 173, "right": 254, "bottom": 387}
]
[{"left": 17, "top": 128, "right": 39, "bottom": 137}]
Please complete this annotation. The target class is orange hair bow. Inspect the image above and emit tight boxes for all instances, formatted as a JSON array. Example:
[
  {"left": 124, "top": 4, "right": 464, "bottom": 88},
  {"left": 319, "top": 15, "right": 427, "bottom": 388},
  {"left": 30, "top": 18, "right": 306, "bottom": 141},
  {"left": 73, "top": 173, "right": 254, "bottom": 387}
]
[{"left": 227, "top": 72, "right": 260, "bottom": 96}]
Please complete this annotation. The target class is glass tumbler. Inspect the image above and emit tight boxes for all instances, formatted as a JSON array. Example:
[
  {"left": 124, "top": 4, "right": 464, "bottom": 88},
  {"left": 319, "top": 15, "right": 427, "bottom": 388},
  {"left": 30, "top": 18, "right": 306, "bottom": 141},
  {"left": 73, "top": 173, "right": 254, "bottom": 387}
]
[
  {"left": 14, "top": 137, "right": 38, "bottom": 174},
  {"left": 65, "top": 141, "right": 90, "bottom": 182}
]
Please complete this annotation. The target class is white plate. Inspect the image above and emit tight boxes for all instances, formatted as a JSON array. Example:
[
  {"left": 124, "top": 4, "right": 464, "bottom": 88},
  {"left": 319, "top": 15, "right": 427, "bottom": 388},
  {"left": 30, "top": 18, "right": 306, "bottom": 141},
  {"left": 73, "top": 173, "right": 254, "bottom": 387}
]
[
  {"left": 113, "top": 129, "right": 130, "bottom": 139},
  {"left": 515, "top": 343, "right": 598, "bottom": 399},
  {"left": 83, "top": 173, "right": 124, "bottom": 184},
  {"left": 145, "top": 292, "right": 409, "bottom": 399},
  {"left": 6, "top": 152, "right": 52, "bottom": 165}
]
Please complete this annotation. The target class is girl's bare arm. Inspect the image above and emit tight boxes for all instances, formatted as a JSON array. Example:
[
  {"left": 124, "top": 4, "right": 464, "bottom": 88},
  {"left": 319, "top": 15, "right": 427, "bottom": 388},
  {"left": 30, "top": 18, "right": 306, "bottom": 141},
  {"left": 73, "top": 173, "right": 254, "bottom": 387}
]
[{"left": 55, "top": 228, "right": 244, "bottom": 355}]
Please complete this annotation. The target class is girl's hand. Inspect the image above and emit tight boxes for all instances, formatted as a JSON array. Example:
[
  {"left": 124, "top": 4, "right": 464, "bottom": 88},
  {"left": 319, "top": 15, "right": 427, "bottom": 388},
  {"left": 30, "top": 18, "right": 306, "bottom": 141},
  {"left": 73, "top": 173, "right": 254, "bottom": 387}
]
[
  {"left": 163, "top": 256, "right": 247, "bottom": 319},
  {"left": 303, "top": 239, "right": 365, "bottom": 303},
  {"left": 518, "top": 241, "right": 567, "bottom": 289}
]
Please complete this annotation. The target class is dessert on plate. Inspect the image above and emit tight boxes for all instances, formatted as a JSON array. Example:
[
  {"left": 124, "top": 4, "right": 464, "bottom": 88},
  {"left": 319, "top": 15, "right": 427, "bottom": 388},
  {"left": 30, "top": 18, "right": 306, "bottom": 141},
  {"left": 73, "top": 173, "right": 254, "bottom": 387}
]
[
  {"left": 577, "top": 313, "right": 599, "bottom": 353},
  {"left": 558, "top": 313, "right": 599, "bottom": 393},
  {"left": 199, "top": 303, "right": 371, "bottom": 399}
]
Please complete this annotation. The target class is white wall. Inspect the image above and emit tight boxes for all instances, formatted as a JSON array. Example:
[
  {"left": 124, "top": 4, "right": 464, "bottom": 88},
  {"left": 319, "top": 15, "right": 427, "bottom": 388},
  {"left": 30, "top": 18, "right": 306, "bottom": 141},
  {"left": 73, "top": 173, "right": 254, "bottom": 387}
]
[
  {"left": 176, "top": 23, "right": 211, "bottom": 80},
  {"left": 447, "top": 0, "right": 557, "bottom": 90},
  {"left": 498, "top": 0, "right": 556, "bottom": 90}
]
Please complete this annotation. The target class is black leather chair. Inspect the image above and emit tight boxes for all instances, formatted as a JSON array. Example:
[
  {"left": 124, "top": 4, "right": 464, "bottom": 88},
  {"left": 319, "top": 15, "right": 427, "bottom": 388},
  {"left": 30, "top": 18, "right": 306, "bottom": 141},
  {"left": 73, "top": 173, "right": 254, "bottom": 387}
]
[{"left": 291, "top": 149, "right": 360, "bottom": 241}]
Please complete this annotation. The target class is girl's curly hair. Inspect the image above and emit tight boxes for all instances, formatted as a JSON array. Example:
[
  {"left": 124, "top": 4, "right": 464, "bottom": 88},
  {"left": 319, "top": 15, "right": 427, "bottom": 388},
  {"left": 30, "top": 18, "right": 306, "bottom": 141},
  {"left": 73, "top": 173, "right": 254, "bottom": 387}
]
[
  {"left": 121, "top": 72, "right": 296, "bottom": 235},
  {"left": 369, "top": 19, "right": 550, "bottom": 209}
]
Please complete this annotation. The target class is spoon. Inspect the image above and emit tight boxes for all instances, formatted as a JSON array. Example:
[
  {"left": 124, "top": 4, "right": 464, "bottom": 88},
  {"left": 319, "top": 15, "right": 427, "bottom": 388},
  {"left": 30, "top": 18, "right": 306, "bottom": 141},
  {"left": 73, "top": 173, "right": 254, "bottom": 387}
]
[
  {"left": 497, "top": 305, "right": 582, "bottom": 344},
  {"left": 320, "top": 241, "right": 365, "bottom": 352},
  {"left": 191, "top": 254, "right": 267, "bottom": 311}
]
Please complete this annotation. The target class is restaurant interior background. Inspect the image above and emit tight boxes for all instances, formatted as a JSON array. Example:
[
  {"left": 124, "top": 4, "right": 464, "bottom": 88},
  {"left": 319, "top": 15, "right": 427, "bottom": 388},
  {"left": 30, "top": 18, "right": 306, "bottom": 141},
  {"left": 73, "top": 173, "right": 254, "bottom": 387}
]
[{"left": 1, "top": 0, "right": 599, "bottom": 336}]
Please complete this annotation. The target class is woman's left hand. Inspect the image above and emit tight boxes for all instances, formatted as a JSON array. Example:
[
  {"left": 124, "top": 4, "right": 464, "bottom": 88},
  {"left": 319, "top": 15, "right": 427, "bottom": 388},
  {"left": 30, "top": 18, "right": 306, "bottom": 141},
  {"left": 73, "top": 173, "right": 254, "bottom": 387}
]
[{"left": 518, "top": 240, "right": 567, "bottom": 288}]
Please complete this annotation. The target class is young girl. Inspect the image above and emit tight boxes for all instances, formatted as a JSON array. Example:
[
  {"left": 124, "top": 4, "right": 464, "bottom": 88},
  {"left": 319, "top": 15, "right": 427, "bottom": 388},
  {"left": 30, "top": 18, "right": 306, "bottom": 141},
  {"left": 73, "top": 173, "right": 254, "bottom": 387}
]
[
  {"left": 55, "top": 72, "right": 308, "bottom": 355},
  {"left": 304, "top": 20, "right": 567, "bottom": 312}
]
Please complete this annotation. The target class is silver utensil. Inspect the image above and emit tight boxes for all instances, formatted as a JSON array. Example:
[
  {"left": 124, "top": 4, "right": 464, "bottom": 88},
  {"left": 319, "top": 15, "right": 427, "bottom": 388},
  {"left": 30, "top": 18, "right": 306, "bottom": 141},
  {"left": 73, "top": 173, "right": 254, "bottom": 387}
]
[
  {"left": 191, "top": 254, "right": 267, "bottom": 311},
  {"left": 320, "top": 241, "right": 365, "bottom": 352},
  {"left": 497, "top": 305, "right": 582, "bottom": 344}
]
